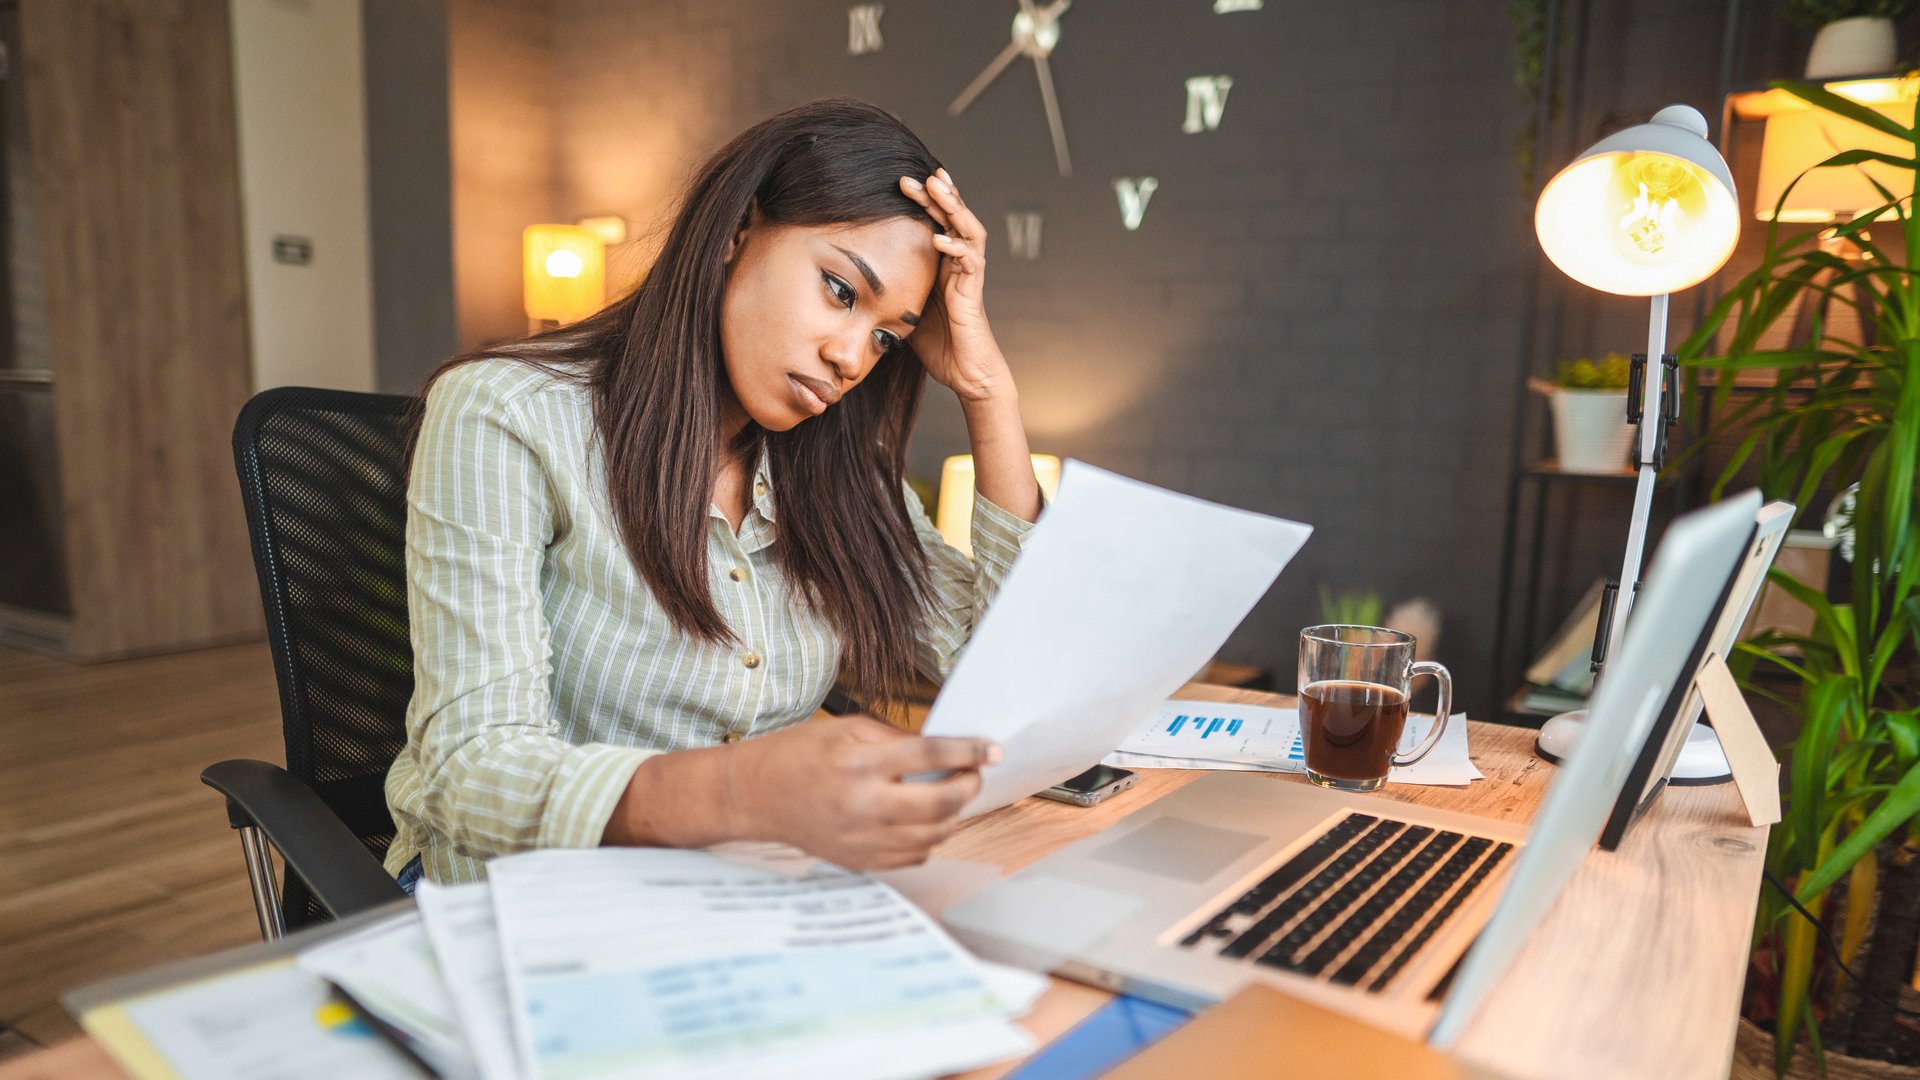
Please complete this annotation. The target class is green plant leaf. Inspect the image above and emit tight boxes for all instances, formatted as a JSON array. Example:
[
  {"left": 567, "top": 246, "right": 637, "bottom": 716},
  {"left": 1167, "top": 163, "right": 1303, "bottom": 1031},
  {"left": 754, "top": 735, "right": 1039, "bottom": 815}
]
[
  {"left": 1775, "top": 80, "right": 1915, "bottom": 142},
  {"left": 1791, "top": 675, "right": 1854, "bottom": 875},
  {"left": 1888, "top": 711, "right": 1920, "bottom": 773},
  {"left": 1797, "top": 756, "right": 1920, "bottom": 903},
  {"left": 1768, "top": 570, "right": 1855, "bottom": 666}
]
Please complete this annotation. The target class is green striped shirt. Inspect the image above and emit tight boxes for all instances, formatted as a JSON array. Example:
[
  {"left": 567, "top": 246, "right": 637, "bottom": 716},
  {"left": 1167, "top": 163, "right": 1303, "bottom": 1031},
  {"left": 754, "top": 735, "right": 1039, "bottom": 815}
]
[{"left": 384, "top": 358, "right": 1036, "bottom": 883}]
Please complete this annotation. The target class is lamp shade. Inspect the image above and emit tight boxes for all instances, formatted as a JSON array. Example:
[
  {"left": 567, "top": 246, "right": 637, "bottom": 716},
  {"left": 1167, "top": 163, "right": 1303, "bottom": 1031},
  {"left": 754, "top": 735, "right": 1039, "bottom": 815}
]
[
  {"left": 1534, "top": 105, "right": 1740, "bottom": 296},
  {"left": 1755, "top": 92, "right": 1913, "bottom": 223},
  {"left": 935, "top": 454, "right": 1061, "bottom": 557},
  {"left": 524, "top": 224, "right": 606, "bottom": 322}
]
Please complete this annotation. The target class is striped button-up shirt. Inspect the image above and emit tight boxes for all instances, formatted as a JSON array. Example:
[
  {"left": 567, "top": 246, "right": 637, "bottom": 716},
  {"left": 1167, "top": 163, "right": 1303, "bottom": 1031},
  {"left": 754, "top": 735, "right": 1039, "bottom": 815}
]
[{"left": 384, "top": 358, "right": 1036, "bottom": 883}]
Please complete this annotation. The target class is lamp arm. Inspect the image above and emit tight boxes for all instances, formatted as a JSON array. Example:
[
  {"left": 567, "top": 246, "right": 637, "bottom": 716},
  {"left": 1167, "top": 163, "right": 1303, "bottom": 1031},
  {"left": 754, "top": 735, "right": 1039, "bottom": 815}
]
[{"left": 1602, "top": 291, "right": 1670, "bottom": 669}]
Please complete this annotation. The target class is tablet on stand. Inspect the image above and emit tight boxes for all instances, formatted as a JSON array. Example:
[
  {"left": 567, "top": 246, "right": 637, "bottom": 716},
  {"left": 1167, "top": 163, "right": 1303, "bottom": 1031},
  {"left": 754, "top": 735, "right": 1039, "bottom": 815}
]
[{"left": 1595, "top": 499, "right": 1794, "bottom": 851}]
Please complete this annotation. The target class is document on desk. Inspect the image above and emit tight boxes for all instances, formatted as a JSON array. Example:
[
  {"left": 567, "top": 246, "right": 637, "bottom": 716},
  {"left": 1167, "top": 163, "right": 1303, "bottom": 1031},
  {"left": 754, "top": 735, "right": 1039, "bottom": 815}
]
[
  {"left": 486, "top": 848, "right": 1034, "bottom": 1080},
  {"left": 923, "top": 461, "right": 1313, "bottom": 815},
  {"left": 297, "top": 908, "right": 481, "bottom": 1080},
  {"left": 118, "top": 961, "right": 421, "bottom": 1080},
  {"left": 414, "top": 880, "right": 527, "bottom": 1080},
  {"left": 1103, "top": 699, "right": 1484, "bottom": 786}
]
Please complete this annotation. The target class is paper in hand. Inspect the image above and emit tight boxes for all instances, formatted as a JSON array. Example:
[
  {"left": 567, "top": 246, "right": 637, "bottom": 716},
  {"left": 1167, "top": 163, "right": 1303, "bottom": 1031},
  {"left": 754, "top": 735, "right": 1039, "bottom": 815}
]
[{"left": 924, "top": 462, "right": 1312, "bottom": 815}]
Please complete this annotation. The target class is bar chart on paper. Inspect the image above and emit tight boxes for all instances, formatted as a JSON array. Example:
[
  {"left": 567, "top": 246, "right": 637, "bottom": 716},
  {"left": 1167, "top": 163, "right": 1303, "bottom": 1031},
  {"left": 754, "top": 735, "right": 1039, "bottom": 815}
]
[
  {"left": 1110, "top": 701, "right": 1307, "bottom": 770},
  {"left": 1104, "top": 699, "right": 1483, "bottom": 785}
]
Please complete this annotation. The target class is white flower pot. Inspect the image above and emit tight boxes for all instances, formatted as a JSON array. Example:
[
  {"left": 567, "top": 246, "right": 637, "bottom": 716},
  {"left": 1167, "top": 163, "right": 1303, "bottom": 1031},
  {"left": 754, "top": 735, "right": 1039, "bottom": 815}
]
[
  {"left": 1806, "top": 16, "right": 1897, "bottom": 80},
  {"left": 1550, "top": 389, "right": 1633, "bottom": 474}
]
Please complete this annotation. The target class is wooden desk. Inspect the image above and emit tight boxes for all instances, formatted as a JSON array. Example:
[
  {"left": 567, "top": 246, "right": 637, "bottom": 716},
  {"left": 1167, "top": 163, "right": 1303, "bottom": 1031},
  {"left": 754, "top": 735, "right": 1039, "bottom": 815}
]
[
  {"left": 2, "top": 683, "right": 1766, "bottom": 1080},
  {"left": 938, "top": 683, "right": 1767, "bottom": 1080}
]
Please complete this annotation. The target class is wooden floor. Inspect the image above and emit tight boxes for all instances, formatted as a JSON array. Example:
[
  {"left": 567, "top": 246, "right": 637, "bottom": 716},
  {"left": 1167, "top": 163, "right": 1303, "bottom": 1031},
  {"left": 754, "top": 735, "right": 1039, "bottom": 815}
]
[{"left": 0, "top": 642, "right": 283, "bottom": 1046}]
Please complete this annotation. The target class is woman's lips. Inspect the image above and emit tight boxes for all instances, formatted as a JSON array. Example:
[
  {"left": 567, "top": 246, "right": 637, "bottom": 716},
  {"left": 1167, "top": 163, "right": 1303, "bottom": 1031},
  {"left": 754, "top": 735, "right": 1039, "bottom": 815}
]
[{"left": 789, "top": 373, "right": 841, "bottom": 415}]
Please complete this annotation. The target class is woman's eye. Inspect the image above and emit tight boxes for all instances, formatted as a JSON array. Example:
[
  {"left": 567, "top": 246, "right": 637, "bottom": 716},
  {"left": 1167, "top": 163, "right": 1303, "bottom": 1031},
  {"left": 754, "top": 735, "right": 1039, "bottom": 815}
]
[
  {"left": 873, "top": 329, "right": 900, "bottom": 352},
  {"left": 822, "top": 271, "right": 856, "bottom": 310}
]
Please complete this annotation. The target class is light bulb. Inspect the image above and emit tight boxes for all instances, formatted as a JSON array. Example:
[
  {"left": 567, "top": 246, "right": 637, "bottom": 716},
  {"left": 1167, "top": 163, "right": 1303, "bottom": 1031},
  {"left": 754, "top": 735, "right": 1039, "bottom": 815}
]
[
  {"left": 1608, "top": 153, "right": 1709, "bottom": 264},
  {"left": 545, "top": 249, "right": 584, "bottom": 278},
  {"left": 1536, "top": 149, "right": 1739, "bottom": 295},
  {"left": 1617, "top": 157, "right": 1690, "bottom": 255}
]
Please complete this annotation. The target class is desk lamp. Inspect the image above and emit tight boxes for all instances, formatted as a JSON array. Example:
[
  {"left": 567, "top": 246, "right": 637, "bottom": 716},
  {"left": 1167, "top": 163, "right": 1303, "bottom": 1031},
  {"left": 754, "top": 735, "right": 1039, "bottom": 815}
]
[
  {"left": 936, "top": 454, "right": 1061, "bottom": 557},
  {"left": 524, "top": 224, "right": 606, "bottom": 330},
  {"left": 1530, "top": 105, "right": 1741, "bottom": 774}
]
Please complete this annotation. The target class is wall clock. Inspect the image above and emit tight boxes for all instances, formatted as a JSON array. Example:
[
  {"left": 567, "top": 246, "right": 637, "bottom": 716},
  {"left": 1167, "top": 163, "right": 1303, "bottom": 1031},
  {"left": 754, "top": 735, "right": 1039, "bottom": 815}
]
[
  {"left": 882, "top": 0, "right": 1261, "bottom": 231},
  {"left": 947, "top": 0, "right": 1074, "bottom": 178}
]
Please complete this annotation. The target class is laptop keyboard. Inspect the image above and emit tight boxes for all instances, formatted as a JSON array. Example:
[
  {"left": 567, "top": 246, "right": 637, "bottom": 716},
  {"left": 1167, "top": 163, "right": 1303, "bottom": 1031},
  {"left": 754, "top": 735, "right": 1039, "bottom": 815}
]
[{"left": 1177, "top": 812, "right": 1513, "bottom": 994}]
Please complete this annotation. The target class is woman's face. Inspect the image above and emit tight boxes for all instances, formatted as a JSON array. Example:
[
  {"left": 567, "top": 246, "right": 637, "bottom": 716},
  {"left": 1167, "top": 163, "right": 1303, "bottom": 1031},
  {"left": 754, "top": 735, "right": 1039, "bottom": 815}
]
[{"left": 720, "top": 212, "right": 939, "bottom": 432}]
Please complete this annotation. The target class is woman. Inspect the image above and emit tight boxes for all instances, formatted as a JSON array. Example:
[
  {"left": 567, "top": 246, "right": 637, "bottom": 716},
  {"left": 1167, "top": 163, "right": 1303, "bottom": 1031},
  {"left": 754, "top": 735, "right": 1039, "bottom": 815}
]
[{"left": 385, "top": 99, "right": 1042, "bottom": 886}]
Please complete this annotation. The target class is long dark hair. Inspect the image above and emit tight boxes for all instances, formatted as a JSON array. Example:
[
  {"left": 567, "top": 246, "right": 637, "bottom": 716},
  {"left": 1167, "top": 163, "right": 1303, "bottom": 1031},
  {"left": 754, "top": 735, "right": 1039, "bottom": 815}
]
[{"left": 415, "top": 99, "right": 946, "bottom": 713}]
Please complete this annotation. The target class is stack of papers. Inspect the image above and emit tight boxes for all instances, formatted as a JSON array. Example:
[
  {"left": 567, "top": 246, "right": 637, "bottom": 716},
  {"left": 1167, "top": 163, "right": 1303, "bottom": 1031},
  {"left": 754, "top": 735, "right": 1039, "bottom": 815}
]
[
  {"left": 116, "top": 849, "right": 1046, "bottom": 1080},
  {"left": 1103, "top": 699, "right": 1483, "bottom": 786}
]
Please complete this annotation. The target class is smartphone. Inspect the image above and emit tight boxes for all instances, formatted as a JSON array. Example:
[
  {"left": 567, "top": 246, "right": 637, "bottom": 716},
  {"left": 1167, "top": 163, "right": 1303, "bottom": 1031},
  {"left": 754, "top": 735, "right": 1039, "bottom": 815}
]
[{"left": 1037, "top": 765, "right": 1138, "bottom": 807}]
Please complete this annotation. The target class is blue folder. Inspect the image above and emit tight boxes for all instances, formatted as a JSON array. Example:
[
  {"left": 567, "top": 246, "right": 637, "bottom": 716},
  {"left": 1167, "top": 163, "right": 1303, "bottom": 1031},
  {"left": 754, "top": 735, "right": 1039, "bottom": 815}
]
[{"left": 1003, "top": 995, "right": 1193, "bottom": 1080}]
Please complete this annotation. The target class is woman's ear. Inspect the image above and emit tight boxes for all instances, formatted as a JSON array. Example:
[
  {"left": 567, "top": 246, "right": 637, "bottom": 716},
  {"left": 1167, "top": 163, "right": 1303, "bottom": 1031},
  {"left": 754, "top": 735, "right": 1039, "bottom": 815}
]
[{"left": 726, "top": 202, "right": 759, "bottom": 265}]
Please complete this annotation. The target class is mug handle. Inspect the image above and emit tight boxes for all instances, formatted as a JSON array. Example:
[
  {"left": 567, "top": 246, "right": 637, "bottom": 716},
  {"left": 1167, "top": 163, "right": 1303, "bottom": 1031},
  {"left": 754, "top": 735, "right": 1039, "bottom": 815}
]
[{"left": 1390, "top": 661, "right": 1453, "bottom": 767}]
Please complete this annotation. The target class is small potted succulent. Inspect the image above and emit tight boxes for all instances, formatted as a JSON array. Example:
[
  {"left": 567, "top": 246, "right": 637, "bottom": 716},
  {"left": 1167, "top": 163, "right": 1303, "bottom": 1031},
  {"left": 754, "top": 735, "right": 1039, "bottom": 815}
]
[
  {"left": 1532, "top": 354, "right": 1634, "bottom": 474},
  {"left": 1791, "top": 0, "right": 1911, "bottom": 79}
]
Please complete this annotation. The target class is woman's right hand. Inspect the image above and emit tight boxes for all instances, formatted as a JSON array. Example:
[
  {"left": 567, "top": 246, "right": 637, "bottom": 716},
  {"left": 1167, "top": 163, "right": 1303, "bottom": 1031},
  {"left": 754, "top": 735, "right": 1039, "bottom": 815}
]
[{"left": 604, "top": 716, "right": 1000, "bottom": 870}]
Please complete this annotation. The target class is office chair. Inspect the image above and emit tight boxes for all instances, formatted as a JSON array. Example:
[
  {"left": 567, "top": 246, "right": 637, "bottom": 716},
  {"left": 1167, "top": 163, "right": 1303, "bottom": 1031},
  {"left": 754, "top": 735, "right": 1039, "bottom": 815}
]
[{"left": 203, "top": 387, "right": 416, "bottom": 940}]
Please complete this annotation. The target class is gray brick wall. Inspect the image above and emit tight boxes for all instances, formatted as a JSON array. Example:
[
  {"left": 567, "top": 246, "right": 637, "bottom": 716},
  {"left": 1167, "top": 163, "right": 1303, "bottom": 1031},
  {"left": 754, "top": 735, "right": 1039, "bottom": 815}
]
[{"left": 544, "top": 0, "right": 1735, "bottom": 714}]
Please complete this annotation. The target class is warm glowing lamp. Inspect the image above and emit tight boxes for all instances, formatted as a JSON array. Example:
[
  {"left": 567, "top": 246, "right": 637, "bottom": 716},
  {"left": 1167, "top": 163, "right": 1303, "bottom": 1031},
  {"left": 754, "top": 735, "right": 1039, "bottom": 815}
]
[
  {"left": 1531, "top": 105, "right": 1741, "bottom": 777},
  {"left": 936, "top": 454, "right": 1061, "bottom": 557},
  {"left": 1534, "top": 107, "right": 1740, "bottom": 297},
  {"left": 1748, "top": 79, "right": 1916, "bottom": 223},
  {"left": 523, "top": 224, "right": 606, "bottom": 323}
]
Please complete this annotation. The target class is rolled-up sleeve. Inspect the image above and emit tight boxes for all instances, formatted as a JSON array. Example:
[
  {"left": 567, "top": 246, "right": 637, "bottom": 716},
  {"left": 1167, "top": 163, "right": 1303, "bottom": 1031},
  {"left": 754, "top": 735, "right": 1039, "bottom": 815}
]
[
  {"left": 906, "top": 481, "right": 1044, "bottom": 681},
  {"left": 385, "top": 367, "right": 656, "bottom": 876}
]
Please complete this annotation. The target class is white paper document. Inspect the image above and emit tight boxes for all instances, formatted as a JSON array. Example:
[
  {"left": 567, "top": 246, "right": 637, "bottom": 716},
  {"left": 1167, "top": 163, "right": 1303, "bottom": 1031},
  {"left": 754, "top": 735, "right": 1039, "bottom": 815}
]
[
  {"left": 415, "top": 880, "right": 527, "bottom": 1080},
  {"left": 924, "top": 462, "right": 1313, "bottom": 814},
  {"left": 1103, "top": 699, "right": 1483, "bottom": 786},
  {"left": 121, "top": 961, "right": 420, "bottom": 1080},
  {"left": 297, "top": 909, "right": 480, "bottom": 1080},
  {"left": 486, "top": 848, "right": 1033, "bottom": 1080}
]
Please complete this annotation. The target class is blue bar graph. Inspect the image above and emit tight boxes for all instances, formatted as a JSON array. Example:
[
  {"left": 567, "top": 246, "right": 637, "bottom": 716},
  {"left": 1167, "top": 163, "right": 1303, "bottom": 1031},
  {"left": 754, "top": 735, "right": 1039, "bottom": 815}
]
[
  {"left": 1169, "top": 716, "right": 1187, "bottom": 736},
  {"left": 1227, "top": 719, "right": 1242, "bottom": 735},
  {"left": 1203, "top": 718, "right": 1223, "bottom": 737}
]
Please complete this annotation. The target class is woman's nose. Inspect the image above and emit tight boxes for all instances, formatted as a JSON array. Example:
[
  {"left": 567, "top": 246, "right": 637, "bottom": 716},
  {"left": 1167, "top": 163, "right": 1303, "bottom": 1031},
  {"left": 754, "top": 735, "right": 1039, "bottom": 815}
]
[{"left": 821, "top": 333, "right": 862, "bottom": 382}]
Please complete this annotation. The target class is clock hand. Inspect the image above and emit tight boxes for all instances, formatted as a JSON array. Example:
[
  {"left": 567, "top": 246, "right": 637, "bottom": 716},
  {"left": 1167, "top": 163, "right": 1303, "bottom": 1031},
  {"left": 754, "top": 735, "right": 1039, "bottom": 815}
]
[
  {"left": 949, "top": 38, "right": 1023, "bottom": 116},
  {"left": 1032, "top": 54, "right": 1072, "bottom": 177}
]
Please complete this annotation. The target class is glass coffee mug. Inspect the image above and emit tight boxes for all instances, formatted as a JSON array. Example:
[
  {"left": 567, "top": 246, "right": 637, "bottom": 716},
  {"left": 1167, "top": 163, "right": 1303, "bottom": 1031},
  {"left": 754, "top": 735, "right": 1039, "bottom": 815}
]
[{"left": 1298, "top": 625, "right": 1452, "bottom": 791}]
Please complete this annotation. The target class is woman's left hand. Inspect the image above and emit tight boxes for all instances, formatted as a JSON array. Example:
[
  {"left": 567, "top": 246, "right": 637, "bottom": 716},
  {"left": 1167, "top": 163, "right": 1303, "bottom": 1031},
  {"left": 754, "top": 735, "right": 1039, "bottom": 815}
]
[{"left": 900, "top": 170, "right": 1010, "bottom": 404}]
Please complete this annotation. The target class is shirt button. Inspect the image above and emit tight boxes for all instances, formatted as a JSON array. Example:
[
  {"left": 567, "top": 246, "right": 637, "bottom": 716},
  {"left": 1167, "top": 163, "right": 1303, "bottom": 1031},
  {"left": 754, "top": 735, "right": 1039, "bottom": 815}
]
[
  {"left": 722, "top": 731, "right": 743, "bottom": 744},
  {"left": 742, "top": 653, "right": 761, "bottom": 669},
  {"left": 728, "top": 568, "right": 746, "bottom": 582},
  {"left": 755, "top": 482, "right": 767, "bottom": 497}
]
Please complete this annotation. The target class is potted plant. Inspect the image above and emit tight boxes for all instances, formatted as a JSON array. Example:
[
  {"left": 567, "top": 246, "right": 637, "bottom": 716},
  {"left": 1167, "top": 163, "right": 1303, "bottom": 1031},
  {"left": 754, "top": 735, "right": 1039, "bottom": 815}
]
[
  {"left": 1679, "top": 79, "right": 1920, "bottom": 1075},
  {"left": 1792, "top": 0, "right": 1911, "bottom": 79},
  {"left": 1531, "top": 354, "right": 1635, "bottom": 474}
]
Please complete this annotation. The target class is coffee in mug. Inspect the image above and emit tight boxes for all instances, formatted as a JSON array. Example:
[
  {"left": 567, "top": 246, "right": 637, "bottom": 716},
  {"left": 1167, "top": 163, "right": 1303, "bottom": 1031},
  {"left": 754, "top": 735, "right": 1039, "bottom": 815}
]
[{"left": 1297, "top": 625, "right": 1451, "bottom": 791}]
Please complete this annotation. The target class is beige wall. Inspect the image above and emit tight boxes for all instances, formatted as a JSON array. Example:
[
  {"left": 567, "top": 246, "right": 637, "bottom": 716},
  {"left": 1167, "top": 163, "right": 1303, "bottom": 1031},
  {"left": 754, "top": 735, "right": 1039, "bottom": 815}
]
[
  {"left": 449, "top": 0, "right": 557, "bottom": 352},
  {"left": 551, "top": 1, "right": 736, "bottom": 294},
  {"left": 228, "top": 0, "right": 377, "bottom": 393}
]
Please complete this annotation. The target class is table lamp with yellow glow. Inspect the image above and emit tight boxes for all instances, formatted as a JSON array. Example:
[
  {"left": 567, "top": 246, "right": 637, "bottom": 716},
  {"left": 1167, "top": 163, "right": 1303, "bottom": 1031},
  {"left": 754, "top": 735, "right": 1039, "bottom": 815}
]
[
  {"left": 524, "top": 224, "right": 606, "bottom": 328},
  {"left": 1740, "top": 77, "right": 1916, "bottom": 223},
  {"left": 936, "top": 454, "right": 1061, "bottom": 557},
  {"left": 1531, "top": 105, "right": 1741, "bottom": 773}
]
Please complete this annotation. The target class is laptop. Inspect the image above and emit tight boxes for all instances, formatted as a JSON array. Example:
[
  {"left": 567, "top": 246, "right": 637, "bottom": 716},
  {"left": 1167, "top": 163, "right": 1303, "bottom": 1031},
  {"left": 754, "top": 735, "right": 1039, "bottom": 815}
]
[
  {"left": 1596, "top": 498, "right": 1794, "bottom": 850},
  {"left": 942, "top": 490, "right": 1763, "bottom": 1046}
]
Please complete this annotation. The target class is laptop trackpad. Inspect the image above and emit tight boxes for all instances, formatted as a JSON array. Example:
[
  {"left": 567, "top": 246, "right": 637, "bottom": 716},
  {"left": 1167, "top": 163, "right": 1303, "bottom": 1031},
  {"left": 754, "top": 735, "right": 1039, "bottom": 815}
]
[
  {"left": 945, "top": 875, "right": 1145, "bottom": 958},
  {"left": 1090, "top": 816, "right": 1266, "bottom": 883}
]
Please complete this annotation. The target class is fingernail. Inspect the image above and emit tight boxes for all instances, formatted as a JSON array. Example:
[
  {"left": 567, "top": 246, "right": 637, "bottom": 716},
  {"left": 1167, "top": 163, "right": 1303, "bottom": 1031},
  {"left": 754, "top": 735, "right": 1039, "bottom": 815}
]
[
  {"left": 986, "top": 743, "right": 1003, "bottom": 766},
  {"left": 903, "top": 177, "right": 924, "bottom": 189},
  {"left": 931, "top": 177, "right": 951, "bottom": 193}
]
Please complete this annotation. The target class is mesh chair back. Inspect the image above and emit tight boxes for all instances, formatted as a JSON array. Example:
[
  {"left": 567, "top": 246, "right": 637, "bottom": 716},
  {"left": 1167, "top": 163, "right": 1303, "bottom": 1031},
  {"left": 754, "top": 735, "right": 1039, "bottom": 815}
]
[{"left": 233, "top": 387, "right": 416, "bottom": 929}]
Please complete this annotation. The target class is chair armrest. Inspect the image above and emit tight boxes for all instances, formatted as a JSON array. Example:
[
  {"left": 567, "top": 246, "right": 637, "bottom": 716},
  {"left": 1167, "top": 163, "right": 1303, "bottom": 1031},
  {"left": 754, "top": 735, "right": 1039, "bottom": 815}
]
[{"left": 201, "top": 759, "right": 408, "bottom": 918}]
